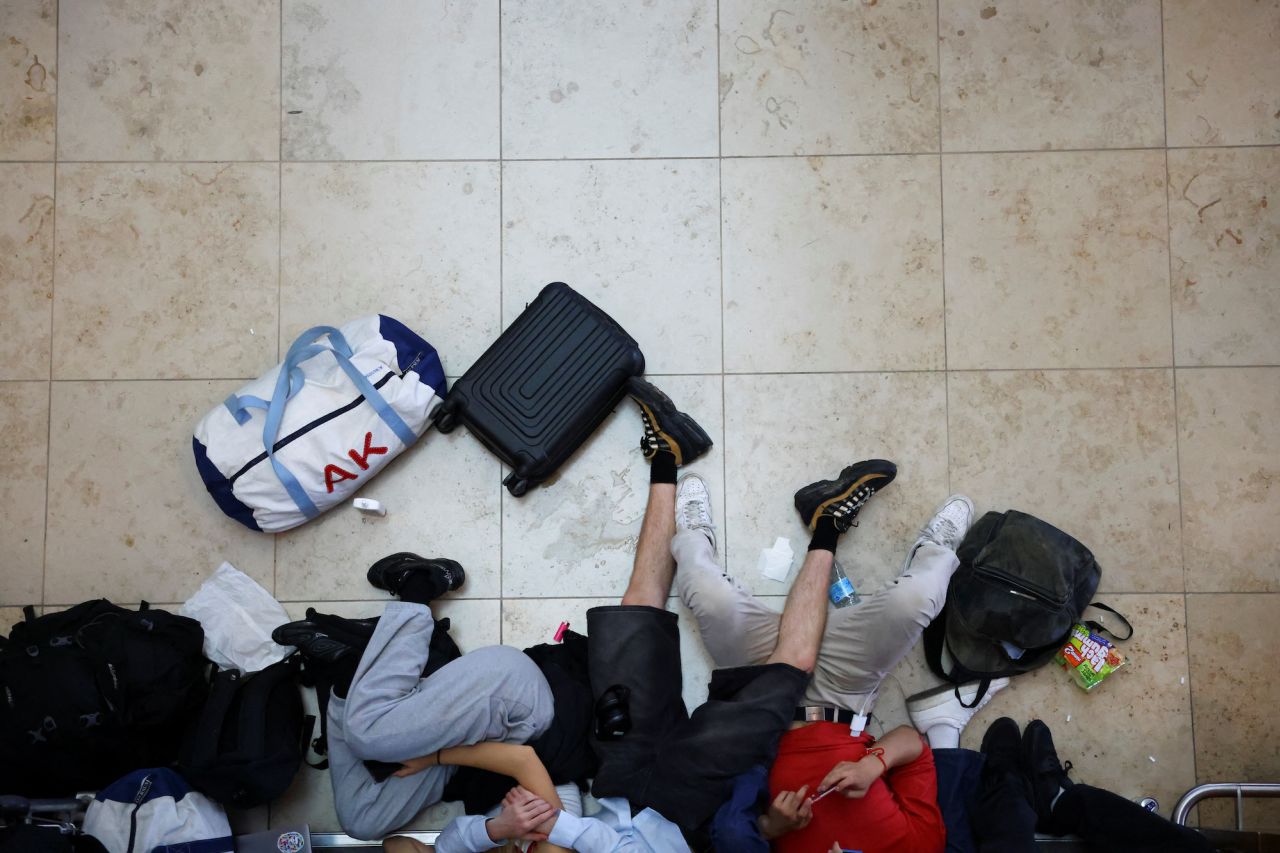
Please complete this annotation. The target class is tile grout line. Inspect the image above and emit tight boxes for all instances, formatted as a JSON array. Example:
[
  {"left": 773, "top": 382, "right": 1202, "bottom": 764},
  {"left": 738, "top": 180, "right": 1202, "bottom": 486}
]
[
  {"left": 42, "top": 0, "right": 61, "bottom": 611},
  {"left": 935, "top": 0, "right": 951, "bottom": 497},
  {"left": 498, "top": 0, "right": 504, "bottom": 643},
  {"left": 1162, "top": 0, "right": 1198, "bottom": 799},
  {"left": 9, "top": 141, "right": 1277, "bottom": 168},
  {"left": 274, "top": 0, "right": 284, "bottom": 608},
  {"left": 716, "top": 0, "right": 729, "bottom": 569}
]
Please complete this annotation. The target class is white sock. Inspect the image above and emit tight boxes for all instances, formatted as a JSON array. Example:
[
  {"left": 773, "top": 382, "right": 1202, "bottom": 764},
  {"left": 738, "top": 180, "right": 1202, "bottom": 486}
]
[{"left": 925, "top": 724, "right": 960, "bottom": 750}]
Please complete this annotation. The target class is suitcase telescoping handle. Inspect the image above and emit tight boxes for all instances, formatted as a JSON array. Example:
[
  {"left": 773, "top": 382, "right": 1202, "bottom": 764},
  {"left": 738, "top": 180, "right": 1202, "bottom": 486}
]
[{"left": 221, "top": 325, "right": 419, "bottom": 522}]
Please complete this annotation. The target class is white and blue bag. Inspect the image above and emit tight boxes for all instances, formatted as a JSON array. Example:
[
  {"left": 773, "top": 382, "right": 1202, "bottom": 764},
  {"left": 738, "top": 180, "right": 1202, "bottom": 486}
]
[
  {"left": 83, "top": 768, "right": 234, "bottom": 853},
  {"left": 193, "top": 316, "right": 446, "bottom": 533}
]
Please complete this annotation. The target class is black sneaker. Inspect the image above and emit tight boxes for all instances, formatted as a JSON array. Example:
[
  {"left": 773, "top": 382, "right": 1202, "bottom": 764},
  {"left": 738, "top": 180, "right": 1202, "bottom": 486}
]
[
  {"left": 626, "top": 377, "right": 713, "bottom": 466},
  {"left": 272, "top": 620, "right": 362, "bottom": 664},
  {"left": 794, "top": 459, "right": 897, "bottom": 531},
  {"left": 979, "top": 717, "right": 1023, "bottom": 784},
  {"left": 1022, "top": 719, "right": 1074, "bottom": 827},
  {"left": 366, "top": 552, "right": 465, "bottom": 601}
]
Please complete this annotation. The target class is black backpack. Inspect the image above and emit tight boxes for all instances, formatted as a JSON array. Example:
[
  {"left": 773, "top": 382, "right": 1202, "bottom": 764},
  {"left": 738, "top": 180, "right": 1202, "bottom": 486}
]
[
  {"left": 924, "top": 510, "right": 1131, "bottom": 705},
  {"left": 0, "top": 601, "right": 207, "bottom": 796},
  {"left": 179, "top": 656, "right": 308, "bottom": 808}
]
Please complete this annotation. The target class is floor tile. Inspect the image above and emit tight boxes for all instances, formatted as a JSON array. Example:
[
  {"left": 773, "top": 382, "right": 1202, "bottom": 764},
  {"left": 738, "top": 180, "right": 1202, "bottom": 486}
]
[
  {"left": 1168, "top": 147, "right": 1280, "bottom": 366},
  {"left": 282, "top": 0, "right": 498, "bottom": 160},
  {"left": 719, "top": 0, "right": 938, "bottom": 156},
  {"left": 281, "top": 162, "right": 499, "bottom": 376},
  {"left": 503, "top": 596, "right": 725, "bottom": 710},
  {"left": 1164, "top": 0, "right": 1280, "bottom": 147},
  {"left": 939, "top": 0, "right": 1164, "bottom": 151},
  {"left": 950, "top": 595, "right": 1195, "bottom": 817},
  {"left": 0, "top": 163, "right": 53, "bottom": 380},
  {"left": 949, "top": 370, "right": 1181, "bottom": 592},
  {"left": 502, "top": 159, "right": 721, "bottom": 374},
  {"left": 271, "top": 599, "right": 500, "bottom": 832},
  {"left": 44, "top": 380, "right": 274, "bottom": 605},
  {"left": 276, "top": 426, "right": 502, "bottom": 602},
  {"left": 57, "top": 0, "right": 279, "bottom": 161},
  {"left": 1178, "top": 368, "right": 1280, "bottom": 592},
  {"left": 943, "top": 151, "right": 1171, "bottom": 369},
  {"left": 0, "top": 0, "right": 56, "bottom": 160},
  {"left": 502, "top": 375, "right": 724, "bottom": 598},
  {"left": 53, "top": 163, "right": 279, "bottom": 379},
  {"left": 501, "top": 0, "right": 717, "bottom": 158},
  {"left": 0, "top": 382, "right": 47, "bottom": 606},
  {"left": 722, "top": 156, "right": 943, "bottom": 373},
  {"left": 0, "top": 608, "right": 25, "bottom": 636},
  {"left": 723, "top": 372, "right": 948, "bottom": 596},
  {"left": 1188, "top": 594, "right": 1280, "bottom": 831}
]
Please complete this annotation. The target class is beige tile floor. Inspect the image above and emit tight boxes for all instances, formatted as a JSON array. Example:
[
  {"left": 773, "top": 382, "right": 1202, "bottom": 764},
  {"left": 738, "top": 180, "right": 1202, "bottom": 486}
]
[{"left": 2, "top": 0, "right": 1277, "bottom": 835}]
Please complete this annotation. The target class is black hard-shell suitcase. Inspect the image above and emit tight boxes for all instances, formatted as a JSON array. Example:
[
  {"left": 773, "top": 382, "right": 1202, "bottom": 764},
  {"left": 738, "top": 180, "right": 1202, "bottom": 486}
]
[{"left": 434, "top": 282, "right": 645, "bottom": 496}]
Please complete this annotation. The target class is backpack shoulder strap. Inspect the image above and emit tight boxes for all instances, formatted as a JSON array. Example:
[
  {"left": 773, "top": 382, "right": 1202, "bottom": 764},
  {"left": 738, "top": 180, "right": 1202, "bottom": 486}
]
[
  {"left": 1085, "top": 602, "right": 1134, "bottom": 641},
  {"left": 188, "top": 669, "right": 241, "bottom": 766}
]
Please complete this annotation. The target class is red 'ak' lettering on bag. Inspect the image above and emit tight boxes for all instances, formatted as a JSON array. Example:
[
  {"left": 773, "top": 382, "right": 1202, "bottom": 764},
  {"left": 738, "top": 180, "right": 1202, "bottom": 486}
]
[{"left": 348, "top": 432, "right": 388, "bottom": 470}]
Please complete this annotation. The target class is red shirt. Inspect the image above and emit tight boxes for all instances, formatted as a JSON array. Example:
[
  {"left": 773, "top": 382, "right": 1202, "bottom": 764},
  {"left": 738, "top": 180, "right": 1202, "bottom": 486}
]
[{"left": 768, "top": 723, "right": 945, "bottom": 853}]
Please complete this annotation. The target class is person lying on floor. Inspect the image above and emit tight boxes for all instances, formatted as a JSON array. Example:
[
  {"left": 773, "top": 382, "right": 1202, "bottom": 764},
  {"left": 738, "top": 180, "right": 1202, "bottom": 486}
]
[
  {"left": 274, "top": 558, "right": 577, "bottom": 848},
  {"left": 688, "top": 466, "right": 993, "bottom": 853}
]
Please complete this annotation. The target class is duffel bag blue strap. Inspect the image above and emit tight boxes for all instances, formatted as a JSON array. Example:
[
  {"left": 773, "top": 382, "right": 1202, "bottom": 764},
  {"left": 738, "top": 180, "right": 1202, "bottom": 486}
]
[
  {"left": 224, "top": 367, "right": 306, "bottom": 425},
  {"left": 259, "top": 328, "right": 419, "bottom": 518}
]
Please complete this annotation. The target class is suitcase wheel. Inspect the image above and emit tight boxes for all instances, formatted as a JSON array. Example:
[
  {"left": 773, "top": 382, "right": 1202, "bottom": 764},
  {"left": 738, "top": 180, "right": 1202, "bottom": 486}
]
[
  {"left": 503, "top": 473, "right": 530, "bottom": 497},
  {"left": 434, "top": 409, "right": 458, "bottom": 433}
]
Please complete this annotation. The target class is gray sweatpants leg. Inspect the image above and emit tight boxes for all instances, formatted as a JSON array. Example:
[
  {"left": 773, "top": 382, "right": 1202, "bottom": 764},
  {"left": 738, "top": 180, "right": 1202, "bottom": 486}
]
[
  {"left": 328, "top": 601, "right": 555, "bottom": 840},
  {"left": 674, "top": 530, "right": 958, "bottom": 712}
]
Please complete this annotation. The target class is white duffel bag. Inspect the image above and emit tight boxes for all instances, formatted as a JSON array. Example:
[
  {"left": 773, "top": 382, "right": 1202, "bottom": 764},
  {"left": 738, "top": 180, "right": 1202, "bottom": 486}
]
[{"left": 193, "top": 315, "right": 445, "bottom": 533}]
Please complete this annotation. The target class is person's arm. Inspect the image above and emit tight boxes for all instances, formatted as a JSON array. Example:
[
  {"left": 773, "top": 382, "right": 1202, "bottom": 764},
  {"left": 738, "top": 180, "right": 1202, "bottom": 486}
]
[
  {"left": 817, "top": 725, "right": 925, "bottom": 798},
  {"left": 395, "top": 743, "right": 570, "bottom": 853}
]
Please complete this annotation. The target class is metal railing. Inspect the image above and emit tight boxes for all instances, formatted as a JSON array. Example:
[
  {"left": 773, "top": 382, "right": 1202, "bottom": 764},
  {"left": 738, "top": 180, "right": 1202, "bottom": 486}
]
[{"left": 1172, "top": 782, "right": 1280, "bottom": 829}]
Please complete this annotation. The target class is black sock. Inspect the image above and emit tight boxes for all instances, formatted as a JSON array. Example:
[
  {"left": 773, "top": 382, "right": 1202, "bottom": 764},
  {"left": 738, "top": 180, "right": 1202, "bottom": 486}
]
[
  {"left": 329, "top": 659, "right": 359, "bottom": 699},
  {"left": 650, "top": 450, "right": 677, "bottom": 485},
  {"left": 397, "top": 572, "right": 445, "bottom": 606},
  {"left": 808, "top": 515, "right": 840, "bottom": 553}
]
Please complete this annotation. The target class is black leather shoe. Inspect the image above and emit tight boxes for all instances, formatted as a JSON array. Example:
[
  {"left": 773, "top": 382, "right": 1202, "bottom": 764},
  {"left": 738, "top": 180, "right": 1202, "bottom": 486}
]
[
  {"left": 794, "top": 459, "right": 897, "bottom": 531},
  {"left": 1022, "top": 719, "right": 1074, "bottom": 828},
  {"left": 366, "top": 552, "right": 465, "bottom": 601},
  {"left": 980, "top": 716, "right": 1023, "bottom": 783},
  {"left": 626, "top": 377, "right": 713, "bottom": 466}
]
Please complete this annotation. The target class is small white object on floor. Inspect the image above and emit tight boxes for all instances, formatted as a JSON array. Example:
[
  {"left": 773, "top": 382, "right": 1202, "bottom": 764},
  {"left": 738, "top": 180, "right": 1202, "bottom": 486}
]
[
  {"left": 1066, "top": 714, "right": 1072, "bottom": 722},
  {"left": 1180, "top": 676, "right": 1186, "bottom": 685},
  {"left": 180, "top": 561, "right": 292, "bottom": 672},
  {"left": 353, "top": 497, "right": 386, "bottom": 516},
  {"left": 1149, "top": 755, "right": 1157, "bottom": 763},
  {"left": 758, "top": 536, "right": 794, "bottom": 582}
]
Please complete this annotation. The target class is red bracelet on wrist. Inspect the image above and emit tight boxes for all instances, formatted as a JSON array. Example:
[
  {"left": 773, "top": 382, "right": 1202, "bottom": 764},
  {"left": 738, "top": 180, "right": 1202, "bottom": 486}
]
[{"left": 865, "top": 746, "right": 888, "bottom": 774}]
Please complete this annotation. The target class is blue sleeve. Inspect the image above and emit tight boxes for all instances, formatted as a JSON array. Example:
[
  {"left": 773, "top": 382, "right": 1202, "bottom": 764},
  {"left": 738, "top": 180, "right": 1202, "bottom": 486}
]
[
  {"left": 434, "top": 815, "right": 501, "bottom": 853},
  {"left": 710, "top": 765, "right": 771, "bottom": 853}
]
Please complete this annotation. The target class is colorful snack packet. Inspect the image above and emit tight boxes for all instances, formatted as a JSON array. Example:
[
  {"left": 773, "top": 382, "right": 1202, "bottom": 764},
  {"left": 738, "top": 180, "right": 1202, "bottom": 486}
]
[{"left": 1055, "top": 622, "right": 1126, "bottom": 691}]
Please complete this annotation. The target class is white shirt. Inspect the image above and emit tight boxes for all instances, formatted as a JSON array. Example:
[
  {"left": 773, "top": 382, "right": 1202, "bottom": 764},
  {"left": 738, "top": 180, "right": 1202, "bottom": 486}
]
[{"left": 434, "top": 797, "right": 691, "bottom": 853}]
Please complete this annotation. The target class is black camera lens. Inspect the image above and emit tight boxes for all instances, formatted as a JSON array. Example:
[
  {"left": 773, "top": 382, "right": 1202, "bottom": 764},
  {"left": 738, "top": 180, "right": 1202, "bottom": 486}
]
[{"left": 594, "top": 684, "right": 631, "bottom": 740}]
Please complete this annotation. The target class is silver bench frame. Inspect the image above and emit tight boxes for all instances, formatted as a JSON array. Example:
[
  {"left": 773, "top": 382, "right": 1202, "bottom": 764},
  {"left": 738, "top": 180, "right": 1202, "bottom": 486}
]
[{"left": 1172, "top": 782, "right": 1280, "bottom": 830}]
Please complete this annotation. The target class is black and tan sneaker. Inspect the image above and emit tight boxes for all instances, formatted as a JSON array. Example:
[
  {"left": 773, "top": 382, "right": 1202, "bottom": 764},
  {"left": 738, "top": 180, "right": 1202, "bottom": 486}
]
[
  {"left": 366, "top": 552, "right": 465, "bottom": 602},
  {"left": 794, "top": 459, "right": 897, "bottom": 531},
  {"left": 626, "top": 377, "right": 712, "bottom": 466}
]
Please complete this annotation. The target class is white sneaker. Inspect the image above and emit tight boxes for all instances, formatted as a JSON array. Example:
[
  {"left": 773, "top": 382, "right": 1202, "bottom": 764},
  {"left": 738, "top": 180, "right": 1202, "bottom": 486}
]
[
  {"left": 901, "top": 494, "right": 975, "bottom": 573},
  {"left": 676, "top": 473, "right": 716, "bottom": 552},
  {"left": 906, "top": 677, "right": 1009, "bottom": 736}
]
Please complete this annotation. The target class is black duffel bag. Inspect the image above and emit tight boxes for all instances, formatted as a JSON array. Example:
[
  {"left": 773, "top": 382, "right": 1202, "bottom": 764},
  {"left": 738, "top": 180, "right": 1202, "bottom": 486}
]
[{"left": 0, "top": 601, "right": 207, "bottom": 796}]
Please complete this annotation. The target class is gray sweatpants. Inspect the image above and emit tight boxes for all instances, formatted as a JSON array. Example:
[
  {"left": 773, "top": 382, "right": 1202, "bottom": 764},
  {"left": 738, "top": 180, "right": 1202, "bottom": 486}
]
[
  {"left": 327, "top": 601, "right": 555, "bottom": 840},
  {"left": 673, "top": 530, "right": 959, "bottom": 714}
]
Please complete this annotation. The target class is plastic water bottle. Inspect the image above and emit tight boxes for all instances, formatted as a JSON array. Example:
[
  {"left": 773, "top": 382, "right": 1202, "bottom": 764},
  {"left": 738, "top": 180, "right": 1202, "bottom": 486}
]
[{"left": 829, "top": 558, "right": 861, "bottom": 608}]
